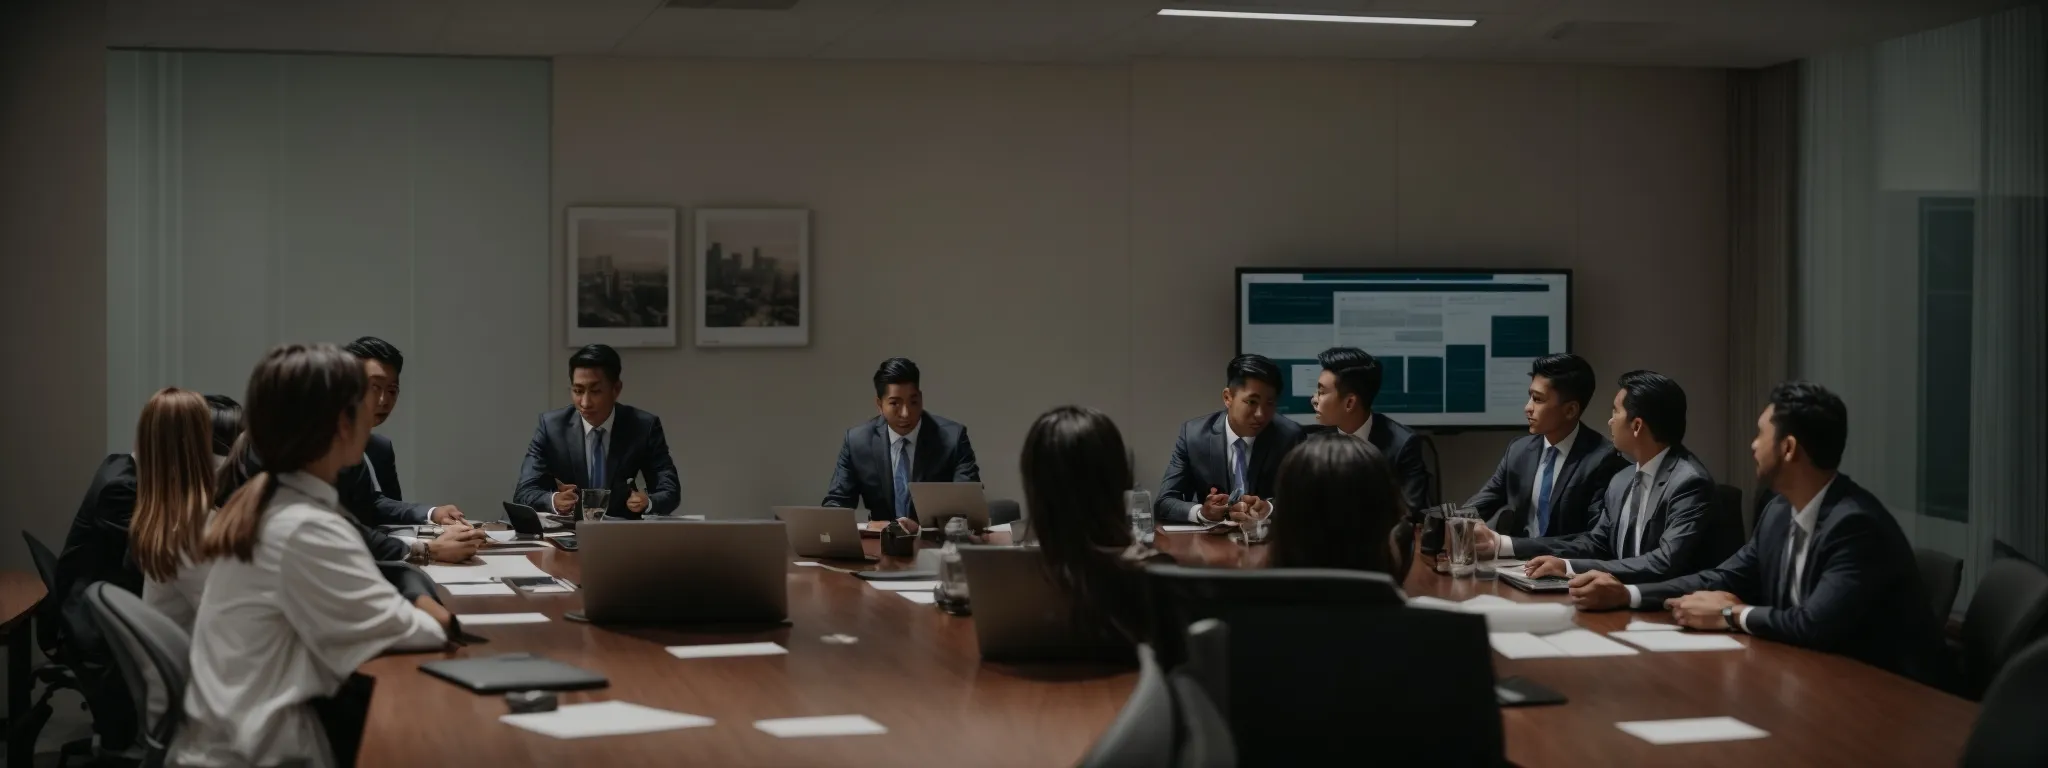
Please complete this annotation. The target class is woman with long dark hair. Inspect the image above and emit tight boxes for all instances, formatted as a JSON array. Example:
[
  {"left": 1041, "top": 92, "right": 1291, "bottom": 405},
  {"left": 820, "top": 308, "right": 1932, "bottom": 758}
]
[
  {"left": 1265, "top": 432, "right": 1410, "bottom": 577},
  {"left": 1020, "top": 405, "right": 1157, "bottom": 641},
  {"left": 175, "top": 344, "right": 452, "bottom": 768}
]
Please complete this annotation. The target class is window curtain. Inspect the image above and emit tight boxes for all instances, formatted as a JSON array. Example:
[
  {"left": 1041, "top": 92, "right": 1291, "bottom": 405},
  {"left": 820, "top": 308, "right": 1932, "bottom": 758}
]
[{"left": 1726, "top": 63, "right": 1798, "bottom": 534}]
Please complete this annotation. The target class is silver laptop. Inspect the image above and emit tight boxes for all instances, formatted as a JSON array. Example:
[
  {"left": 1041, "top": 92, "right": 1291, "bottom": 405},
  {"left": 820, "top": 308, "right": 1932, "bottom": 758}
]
[
  {"left": 773, "top": 506, "right": 872, "bottom": 560},
  {"left": 577, "top": 520, "right": 788, "bottom": 624},
  {"left": 958, "top": 545, "right": 1132, "bottom": 662},
  {"left": 1496, "top": 566, "right": 1571, "bottom": 593},
  {"left": 908, "top": 482, "right": 991, "bottom": 531}
]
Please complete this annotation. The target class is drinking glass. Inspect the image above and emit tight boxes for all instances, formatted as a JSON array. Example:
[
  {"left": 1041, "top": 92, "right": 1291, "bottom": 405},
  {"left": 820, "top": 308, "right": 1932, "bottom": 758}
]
[
  {"left": 579, "top": 488, "right": 612, "bottom": 522},
  {"left": 1446, "top": 507, "right": 1480, "bottom": 578},
  {"left": 1124, "top": 489, "right": 1155, "bottom": 547}
]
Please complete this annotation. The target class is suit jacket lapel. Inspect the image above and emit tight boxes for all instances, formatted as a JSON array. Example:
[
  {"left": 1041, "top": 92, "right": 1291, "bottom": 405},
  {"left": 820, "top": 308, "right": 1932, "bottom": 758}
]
[
  {"left": 1208, "top": 414, "right": 1232, "bottom": 491},
  {"left": 602, "top": 407, "right": 636, "bottom": 490},
  {"left": 912, "top": 414, "right": 945, "bottom": 482},
  {"left": 558, "top": 410, "right": 591, "bottom": 489},
  {"left": 1638, "top": 448, "right": 1684, "bottom": 541},
  {"left": 869, "top": 421, "right": 897, "bottom": 513},
  {"left": 1549, "top": 425, "right": 1596, "bottom": 512}
]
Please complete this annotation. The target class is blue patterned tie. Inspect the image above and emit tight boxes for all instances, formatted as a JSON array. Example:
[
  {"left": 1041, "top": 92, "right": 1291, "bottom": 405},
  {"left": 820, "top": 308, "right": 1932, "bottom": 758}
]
[
  {"left": 1231, "top": 438, "right": 1249, "bottom": 496},
  {"left": 893, "top": 438, "right": 911, "bottom": 520},
  {"left": 1535, "top": 446, "right": 1558, "bottom": 536}
]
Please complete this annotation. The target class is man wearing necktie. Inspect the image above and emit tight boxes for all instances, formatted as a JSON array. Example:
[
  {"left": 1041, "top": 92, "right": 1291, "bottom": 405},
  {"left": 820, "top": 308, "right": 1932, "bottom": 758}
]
[
  {"left": 822, "top": 358, "right": 982, "bottom": 531},
  {"left": 512, "top": 344, "right": 682, "bottom": 519},
  {"left": 1156, "top": 355, "right": 1308, "bottom": 525},
  {"left": 339, "top": 336, "right": 469, "bottom": 527},
  {"left": 1574, "top": 382, "right": 1949, "bottom": 686},
  {"left": 1463, "top": 354, "right": 1629, "bottom": 542}
]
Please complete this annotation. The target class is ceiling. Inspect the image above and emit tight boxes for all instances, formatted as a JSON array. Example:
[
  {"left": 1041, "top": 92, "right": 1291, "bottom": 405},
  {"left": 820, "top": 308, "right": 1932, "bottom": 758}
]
[{"left": 106, "top": 0, "right": 2029, "bottom": 68}]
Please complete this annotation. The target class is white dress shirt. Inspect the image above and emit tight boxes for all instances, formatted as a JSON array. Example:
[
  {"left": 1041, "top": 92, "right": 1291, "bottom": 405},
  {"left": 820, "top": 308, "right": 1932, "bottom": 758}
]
[
  {"left": 548, "top": 410, "right": 616, "bottom": 511},
  {"left": 1732, "top": 475, "right": 1837, "bottom": 631},
  {"left": 141, "top": 539, "right": 212, "bottom": 725},
  {"left": 886, "top": 421, "right": 921, "bottom": 519},
  {"left": 1338, "top": 414, "right": 1376, "bottom": 445},
  {"left": 172, "top": 471, "right": 446, "bottom": 768}
]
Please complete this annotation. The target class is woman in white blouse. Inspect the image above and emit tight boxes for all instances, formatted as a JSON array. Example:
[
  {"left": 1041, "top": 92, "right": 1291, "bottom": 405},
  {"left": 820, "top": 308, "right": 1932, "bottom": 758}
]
[{"left": 174, "top": 344, "right": 453, "bottom": 768}]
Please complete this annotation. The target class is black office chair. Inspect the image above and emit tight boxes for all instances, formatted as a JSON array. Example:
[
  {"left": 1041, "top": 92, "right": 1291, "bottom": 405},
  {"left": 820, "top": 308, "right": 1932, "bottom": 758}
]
[
  {"left": 988, "top": 498, "right": 1023, "bottom": 527},
  {"left": 1076, "top": 643, "right": 1175, "bottom": 768},
  {"left": 1960, "top": 557, "right": 2048, "bottom": 699},
  {"left": 1962, "top": 635, "right": 2048, "bottom": 767},
  {"left": 1915, "top": 547, "right": 1964, "bottom": 623},
  {"left": 1172, "top": 619, "right": 1236, "bottom": 768},
  {"left": 1704, "top": 484, "right": 1746, "bottom": 567},
  {"left": 16, "top": 533, "right": 96, "bottom": 768},
  {"left": 1143, "top": 565, "right": 1405, "bottom": 670},
  {"left": 82, "top": 583, "right": 191, "bottom": 768}
]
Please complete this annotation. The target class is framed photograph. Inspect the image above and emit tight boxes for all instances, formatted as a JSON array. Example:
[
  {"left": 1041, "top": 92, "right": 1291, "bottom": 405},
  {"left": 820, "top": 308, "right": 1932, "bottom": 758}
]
[
  {"left": 695, "top": 208, "right": 810, "bottom": 347},
  {"left": 566, "top": 206, "right": 677, "bottom": 347}
]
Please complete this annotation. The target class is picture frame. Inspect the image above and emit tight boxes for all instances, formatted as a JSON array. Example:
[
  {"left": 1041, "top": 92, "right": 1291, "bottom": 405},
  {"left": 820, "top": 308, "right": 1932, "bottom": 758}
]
[
  {"left": 694, "top": 208, "right": 811, "bottom": 348},
  {"left": 566, "top": 206, "right": 678, "bottom": 348}
]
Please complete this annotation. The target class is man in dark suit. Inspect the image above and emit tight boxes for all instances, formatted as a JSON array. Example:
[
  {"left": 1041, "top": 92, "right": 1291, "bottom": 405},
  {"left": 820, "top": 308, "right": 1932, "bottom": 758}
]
[
  {"left": 343, "top": 336, "right": 467, "bottom": 526},
  {"left": 1477, "top": 370, "right": 1718, "bottom": 584},
  {"left": 1156, "top": 354, "right": 1307, "bottom": 524},
  {"left": 1568, "top": 382, "right": 1949, "bottom": 686},
  {"left": 514, "top": 344, "right": 682, "bottom": 519},
  {"left": 822, "top": 358, "right": 981, "bottom": 531},
  {"left": 1464, "top": 354, "right": 1630, "bottom": 540},
  {"left": 1310, "top": 347, "right": 1432, "bottom": 512}
]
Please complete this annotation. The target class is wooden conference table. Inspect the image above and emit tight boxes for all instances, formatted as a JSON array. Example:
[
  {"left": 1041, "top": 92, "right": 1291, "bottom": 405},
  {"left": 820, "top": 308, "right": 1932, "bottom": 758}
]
[{"left": 357, "top": 529, "right": 1977, "bottom": 766}]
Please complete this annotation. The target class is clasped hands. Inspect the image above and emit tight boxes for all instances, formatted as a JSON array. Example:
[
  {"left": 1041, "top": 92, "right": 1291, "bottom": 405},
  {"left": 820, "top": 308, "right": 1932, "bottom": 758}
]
[{"left": 1196, "top": 487, "right": 1271, "bottom": 525}]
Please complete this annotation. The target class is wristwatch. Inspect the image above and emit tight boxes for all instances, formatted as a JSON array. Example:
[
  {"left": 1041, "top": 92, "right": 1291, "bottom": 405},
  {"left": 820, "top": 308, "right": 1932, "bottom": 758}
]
[{"left": 1721, "top": 605, "right": 1739, "bottom": 631}]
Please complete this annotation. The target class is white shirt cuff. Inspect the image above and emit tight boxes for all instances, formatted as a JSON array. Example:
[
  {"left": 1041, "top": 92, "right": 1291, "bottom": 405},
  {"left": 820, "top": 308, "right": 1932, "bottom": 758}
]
[
  {"left": 547, "top": 491, "right": 559, "bottom": 513},
  {"left": 1737, "top": 605, "right": 1755, "bottom": 633},
  {"left": 1496, "top": 535, "right": 1515, "bottom": 559},
  {"left": 1625, "top": 585, "right": 1642, "bottom": 610},
  {"left": 1564, "top": 560, "right": 1576, "bottom": 577},
  {"left": 1189, "top": 503, "right": 1207, "bottom": 524}
]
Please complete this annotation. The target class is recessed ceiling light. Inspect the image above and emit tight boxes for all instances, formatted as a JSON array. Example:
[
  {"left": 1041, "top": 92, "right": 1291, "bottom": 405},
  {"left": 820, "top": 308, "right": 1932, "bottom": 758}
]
[{"left": 1157, "top": 8, "right": 1477, "bottom": 27}]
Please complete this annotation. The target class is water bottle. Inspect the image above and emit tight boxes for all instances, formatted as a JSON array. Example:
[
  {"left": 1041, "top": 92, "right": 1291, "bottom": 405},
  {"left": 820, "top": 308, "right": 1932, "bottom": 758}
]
[
  {"left": 1125, "top": 488, "right": 1155, "bottom": 547},
  {"left": 936, "top": 517, "right": 972, "bottom": 615}
]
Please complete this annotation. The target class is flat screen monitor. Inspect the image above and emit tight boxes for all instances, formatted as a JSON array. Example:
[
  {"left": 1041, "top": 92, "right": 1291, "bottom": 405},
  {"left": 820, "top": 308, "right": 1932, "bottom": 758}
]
[{"left": 1237, "top": 269, "right": 1572, "bottom": 429}]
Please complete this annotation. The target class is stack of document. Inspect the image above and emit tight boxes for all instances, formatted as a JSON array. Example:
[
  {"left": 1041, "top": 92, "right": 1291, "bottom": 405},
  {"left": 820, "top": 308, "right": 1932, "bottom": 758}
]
[
  {"left": 423, "top": 555, "right": 555, "bottom": 585},
  {"left": 1610, "top": 631, "right": 1746, "bottom": 652},
  {"left": 1489, "top": 629, "right": 1640, "bottom": 659}
]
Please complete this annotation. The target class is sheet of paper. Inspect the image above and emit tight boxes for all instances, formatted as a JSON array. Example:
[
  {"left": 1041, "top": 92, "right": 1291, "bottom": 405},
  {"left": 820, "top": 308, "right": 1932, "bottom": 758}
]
[
  {"left": 445, "top": 583, "right": 515, "bottom": 597},
  {"left": 985, "top": 522, "right": 1012, "bottom": 532},
  {"left": 898, "top": 591, "right": 937, "bottom": 605},
  {"left": 680, "top": 514, "right": 706, "bottom": 521},
  {"left": 754, "top": 715, "right": 888, "bottom": 739},
  {"left": 1611, "top": 631, "right": 1746, "bottom": 652},
  {"left": 1485, "top": 559, "right": 1528, "bottom": 570},
  {"left": 1616, "top": 716, "right": 1769, "bottom": 745},
  {"left": 480, "top": 556, "right": 553, "bottom": 579},
  {"left": 666, "top": 642, "right": 788, "bottom": 660},
  {"left": 1459, "top": 595, "right": 1518, "bottom": 612},
  {"left": 501, "top": 701, "right": 715, "bottom": 740},
  {"left": 1540, "top": 629, "right": 1639, "bottom": 657},
  {"left": 868, "top": 580, "right": 943, "bottom": 592},
  {"left": 1489, "top": 632, "right": 1569, "bottom": 659},
  {"left": 1160, "top": 524, "right": 1210, "bottom": 533},
  {"left": 422, "top": 555, "right": 555, "bottom": 584},
  {"left": 793, "top": 561, "right": 825, "bottom": 567},
  {"left": 1479, "top": 604, "right": 1578, "bottom": 634},
  {"left": 1408, "top": 596, "right": 1461, "bottom": 612},
  {"left": 544, "top": 531, "right": 574, "bottom": 538},
  {"left": 1625, "top": 620, "right": 1684, "bottom": 632},
  {"left": 487, "top": 542, "right": 552, "bottom": 552},
  {"left": 486, "top": 530, "right": 518, "bottom": 542},
  {"left": 527, "top": 585, "right": 573, "bottom": 594},
  {"left": 457, "top": 612, "right": 550, "bottom": 625}
]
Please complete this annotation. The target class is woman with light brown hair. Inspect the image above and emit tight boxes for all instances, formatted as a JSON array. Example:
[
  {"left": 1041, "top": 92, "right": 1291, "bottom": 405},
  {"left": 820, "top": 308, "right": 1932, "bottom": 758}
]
[{"left": 128, "top": 387, "right": 230, "bottom": 628}]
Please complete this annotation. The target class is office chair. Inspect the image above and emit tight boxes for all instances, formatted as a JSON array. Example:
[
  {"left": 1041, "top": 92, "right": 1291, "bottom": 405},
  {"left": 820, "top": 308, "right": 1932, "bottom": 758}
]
[
  {"left": 1076, "top": 643, "right": 1175, "bottom": 768},
  {"left": 17, "top": 533, "right": 96, "bottom": 767},
  {"left": 988, "top": 498, "right": 1023, "bottom": 527},
  {"left": 1142, "top": 565, "right": 1405, "bottom": 670},
  {"left": 1171, "top": 620, "right": 1235, "bottom": 768},
  {"left": 1962, "top": 635, "right": 2048, "bottom": 767},
  {"left": 1960, "top": 557, "right": 2048, "bottom": 699},
  {"left": 82, "top": 583, "right": 191, "bottom": 768},
  {"left": 1915, "top": 547, "right": 1964, "bottom": 623},
  {"left": 1705, "top": 484, "right": 1746, "bottom": 566}
]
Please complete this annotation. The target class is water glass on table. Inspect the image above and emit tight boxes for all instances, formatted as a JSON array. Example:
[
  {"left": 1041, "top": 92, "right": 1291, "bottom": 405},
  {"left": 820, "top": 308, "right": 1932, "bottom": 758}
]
[
  {"left": 579, "top": 488, "right": 612, "bottom": 522},
  {"left": 1124, "top": 489, "right": 1155, "bottom": 546},
  {"left": 1445, "top": 507, "right": 1481, "bottom": 578}
]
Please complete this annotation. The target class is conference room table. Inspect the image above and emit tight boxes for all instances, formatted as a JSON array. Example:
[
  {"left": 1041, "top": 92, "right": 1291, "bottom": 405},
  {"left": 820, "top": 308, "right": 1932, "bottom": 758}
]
[
  {"left": 1, "top": 569, "right": 46, "bottom": 768},
  {"left": 357, "top": 527, "right": 1978, "bottom": 766}
]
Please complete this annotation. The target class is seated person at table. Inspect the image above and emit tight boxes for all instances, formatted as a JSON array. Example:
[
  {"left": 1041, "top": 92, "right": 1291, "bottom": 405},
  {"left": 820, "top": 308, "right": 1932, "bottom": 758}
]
[
  {"left": 1569, "top": 382, "right": 1950, "bottom": 686},
  {"left": 177, "top": 343, "right": 454, "bottom": 768},
  {"left": 1311, "top": 347, "right": 1433, "bottom": 512},
  {"left": 514, "top": 344, "right": 682, "bottom": 519},
  {"left": 221, "top": 433, "right": 484, "bottom": 565},
  {"left": 822, "top": 357, "right": 981, "bottom": 531},
  {"left": 1474, "top": 370, "right": 1717, "bottom": 584},
  {"left": 1265, "top": 433, "right": 1412, "bottom": 579},
  {"left": 1022, "top": 406, "right": 1165, "bottom": 642},
  {"left": 1464, "top": 354, "right": 1630, "bottom": 540},
  {"left": 123, "top": 389, "right": 232, "bottom": 729},
  {"left": 1156, "top": 354, "right": 1306, "bottom": 525},
  {"left": 340, "top": 336, "right": 466, "bottom": 526}
]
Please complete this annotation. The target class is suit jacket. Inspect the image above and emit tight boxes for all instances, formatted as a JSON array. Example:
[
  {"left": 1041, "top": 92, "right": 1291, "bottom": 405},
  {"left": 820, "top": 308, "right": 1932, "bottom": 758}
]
[
  {"left": 1516, "top": 444, "right": 1717, "bottom": 583},
  {"left": 513, "top": 404, "right": 681, "bottom": 519},
  {"left": 1636, "top": 475, "right": 1950, "bottom": 686},
  {"left": 51, "top": 455, "right": 143, "bottom": 650},
  {"left": 821, "top": 413, "right": 981, "bottom": 520},
  {"left": 1155, "top": 412, "right": 1307, "bottom": 523},
  {"left": 1366, "top": 414, "right": 1433, "bottom": 514},
  {"left": 1465, "top": 424, "right": 1630, "bottom": 539},
  {"left": 342, "top": 433, "right": 433, "bottom": 525}
]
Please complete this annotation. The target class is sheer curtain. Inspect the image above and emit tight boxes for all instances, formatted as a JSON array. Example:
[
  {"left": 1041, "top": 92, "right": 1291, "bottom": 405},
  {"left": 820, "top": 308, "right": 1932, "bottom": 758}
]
[
  {"left": 1726, "top": 63, "right": 1798, "bottom": 533},
  {"left": 1797, "top": 3, "right": 2046, "bottom": 611}
]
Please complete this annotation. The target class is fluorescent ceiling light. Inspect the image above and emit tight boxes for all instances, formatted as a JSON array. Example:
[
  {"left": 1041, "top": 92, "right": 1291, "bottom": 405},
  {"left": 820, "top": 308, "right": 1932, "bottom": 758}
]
[{"left": 1157, "top": 8, "right": 1477, "bottom": 27}]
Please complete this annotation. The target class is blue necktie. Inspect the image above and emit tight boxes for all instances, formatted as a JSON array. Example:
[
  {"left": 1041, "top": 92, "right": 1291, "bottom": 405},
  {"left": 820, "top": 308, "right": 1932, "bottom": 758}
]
[
  {"left": 893, "top": 438, "right": 911, "bottom": 520},
  {"left": 589, "top": 428, "right": 607, "bottom": 489},
  {"left": 1534, "top": 446, "right": 1558, "bottom": 536},
  {"left": 1231, "top": 438, "right": 1249, "bottom": 496}
]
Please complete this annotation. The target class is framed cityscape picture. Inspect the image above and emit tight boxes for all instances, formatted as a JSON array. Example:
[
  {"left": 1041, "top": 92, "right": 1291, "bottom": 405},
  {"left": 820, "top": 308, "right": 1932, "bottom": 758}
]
[
  {"left": 566, "top": 206, "right": 677, "bottom": 348},
  {"left": 694, "top": 208, "right": 810, "bottom": 347}
]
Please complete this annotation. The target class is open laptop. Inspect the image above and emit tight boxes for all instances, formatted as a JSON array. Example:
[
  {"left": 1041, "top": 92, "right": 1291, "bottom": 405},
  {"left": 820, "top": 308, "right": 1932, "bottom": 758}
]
[
  {"left": 577, "top": 520, "right": 788, "bottom": 624},
  {"left": 773, "top": 506, "right": 874, "bottom": 560},
  {"left": 1495, "top": 563, "right": 1570, "bottom": 593},
  {"left": 958, "top": 545, "right": 1132, "bottom": 662},
  {"left": 908, "top": 482, "right": 991, "bottom": 531}
]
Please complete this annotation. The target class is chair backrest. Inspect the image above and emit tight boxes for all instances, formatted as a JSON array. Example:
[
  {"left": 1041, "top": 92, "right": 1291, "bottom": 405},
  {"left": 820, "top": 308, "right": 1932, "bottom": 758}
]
[
  {"left": 1172, "top": 619, "right": 1236, "bottom": 768},
  {"left": 1076, "top": 643, "right": 1175, "bottom": 768},
  {"left": 1704, "top": 484, "right": 1746, "bottom": 566},
  {"left": 1963, "top": 635, "right": 2048, "bottom": 767},
  {"left": 1915, "top": 547, "right": 1964, "bottom": 623},
  {"left": 1962, "top": 557, "right": 2048, "bottom": 697},
  {"left": 23, "top": 531, "right": 64, "bottom": 653},
  {"left": 82, "top": 582, "right": 192, "bottom": 763},
  {"left": 1144, "top": 565, "right": 1405, "bottom": 669}
]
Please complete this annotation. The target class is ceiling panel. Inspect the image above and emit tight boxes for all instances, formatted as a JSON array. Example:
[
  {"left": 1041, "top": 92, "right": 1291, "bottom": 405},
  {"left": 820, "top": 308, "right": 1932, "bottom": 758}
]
[{"left": 610, "top": 0, "right": 892, "bottom": 57}]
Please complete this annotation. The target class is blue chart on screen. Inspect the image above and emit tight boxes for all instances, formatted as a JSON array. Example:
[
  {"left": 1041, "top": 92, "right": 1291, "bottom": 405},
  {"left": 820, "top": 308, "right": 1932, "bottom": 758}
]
[{"left": 1237, "top": 270, "right": 1571, "bottom": 428}]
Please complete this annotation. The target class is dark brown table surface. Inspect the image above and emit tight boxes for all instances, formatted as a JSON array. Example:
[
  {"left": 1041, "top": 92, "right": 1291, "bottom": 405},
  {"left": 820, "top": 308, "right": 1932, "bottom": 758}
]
[{"left": 357, "top": 529, "right": 1977, "bottom": 766}]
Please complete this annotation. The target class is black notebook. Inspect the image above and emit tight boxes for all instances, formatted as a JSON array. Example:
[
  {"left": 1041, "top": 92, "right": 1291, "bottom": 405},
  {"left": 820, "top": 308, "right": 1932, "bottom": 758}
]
[{"left": 420, "top": 653, "right": 609, "bottom": 694}]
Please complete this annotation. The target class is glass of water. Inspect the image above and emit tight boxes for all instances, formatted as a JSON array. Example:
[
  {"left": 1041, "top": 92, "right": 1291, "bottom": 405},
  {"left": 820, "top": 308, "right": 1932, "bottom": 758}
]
[
  {"left": 1446, "top": 507, "right": 1480, "bottom": 577},
  {"left": 1124, "top": 489, "right": 1154, "bottom": 546},
  {"left": 579, "top": 488, "right": 612, "bottom": 522}
]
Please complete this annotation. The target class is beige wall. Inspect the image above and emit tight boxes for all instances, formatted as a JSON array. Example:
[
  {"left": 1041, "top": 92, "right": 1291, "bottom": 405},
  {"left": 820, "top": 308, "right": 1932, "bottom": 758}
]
[
  {"left": 2, "top": 0, "right": 106, "bottom": 571},
  {"left": 552, "top": 57, "right": 1730, "bottom": 519}
]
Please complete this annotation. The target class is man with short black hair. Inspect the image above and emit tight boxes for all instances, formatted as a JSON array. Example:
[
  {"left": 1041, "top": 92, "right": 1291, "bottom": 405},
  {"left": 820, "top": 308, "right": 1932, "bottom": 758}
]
[
  {"left": 822, "top": 357, "right": 981, "bottom": 531},
  {"left": 513, "top": 344, "right": 682, "bottom": 519},
  {"left": 341, "top": 336, "right": 466, "bottom": 526},
  {"left": 1309, "top": 347, "right": 1432, "bottom": 512},
  {"left": 1465, "top": 354, "right": 1630, "bottom": 540},
  {"left": 1157, "top": 354, "right": 1307, "bottom": 524}
]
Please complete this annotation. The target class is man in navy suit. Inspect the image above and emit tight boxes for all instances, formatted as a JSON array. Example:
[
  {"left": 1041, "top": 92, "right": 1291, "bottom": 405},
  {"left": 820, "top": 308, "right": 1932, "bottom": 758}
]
[
  {"left": 343, "top": 336, "right": 468, "bottom": 526},
  {"left": 513, "top": 344, "right": 682, "bottom": 519},
  {"left": 821, "top": 358, "right": 981, "bottom": 531},
  {"left": 1569, "top": 382, "right": 1950, "bottom": 686},
  {"left": 1156, "top": 354, "right": 1307, "bottom": 524},
  {"left": 1310, "top": 347, "right": 1433, "bottom": 513},
  {"left": 1463, "top": 354, "right": 1630, "bottom": 540}
]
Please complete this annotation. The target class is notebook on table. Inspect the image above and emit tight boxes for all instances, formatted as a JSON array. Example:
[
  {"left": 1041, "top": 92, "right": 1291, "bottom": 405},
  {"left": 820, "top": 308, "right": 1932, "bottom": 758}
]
[{"left": 420, "top": 653, "right": 608, "bottom": 693}]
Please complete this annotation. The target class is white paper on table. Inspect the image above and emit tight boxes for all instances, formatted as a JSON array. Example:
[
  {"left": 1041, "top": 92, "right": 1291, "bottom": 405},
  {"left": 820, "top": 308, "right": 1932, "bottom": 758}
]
[
  {"left": 456, "top": 612, "right": 550, "bottom": 625},
  {"left": 422, "top": 555, "right": 554, "bottom": 585},
  {"left": 1477, "top": 604, "right": 1578, "bottom": 634},
  {"left": 1539, "top": 629, "right": 1639, "bottom": 657},
  {"left": 1616, "top": 716, "right": 1769, "bottom": 745},
  {"left": 1459, "top": 595, "right": 1517, "bottom": 612},
  {"left": 444, "top": 583, "right": 515, "bottom": 597},
  {"left": 544, "top": 531, "right": 574, "bottom": 538},
  {"left": 754, "top": 715, "right": 888, "bottom": 739},
  {"left": 527, "top": 585, "right": 573, "bottom": 594},
  {"left": 1625, "top": 620, "right": 1684, "bottom": 632},
  {"left": 480, "top": 556, "right": 552, "bottom": 578},
  {"left": 1407, "top": 596, "right": 1461, "bottom": 612},
  {"left": 486, "top": 530, "right": 518, "bottom": 542},
  {"left": 1489, "top": 632, "right": 1569, "bottom": 659},
  {"left": 793, "top": 561, "right": 825, "bottom": 567},
  {"left": 868, "top": 580, "right": 943, "bottom": 592},
  {"left": 1611, "top": 631, "right": 1746, "bottom": 652},
  {"left": 1159, "top": 524, "right": 1210, "bottom": 533},
  {"left": 666, "top": 642, "right": 788, "bottom": 660},
  {"left": 1484, "top": 559, "right": 1528, "bottom": 570},
  {"left": 500, "top": 701, "right": 715, "bottom": 740},
  {"left": 985, "top": 522, "right": 1012, "bottom": 532},
  {"left": 680, "top": 514, "right": 706, "bottom": 521},
  {"left": 898, "top": 591, "right": 937, "bottom": 605}
]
